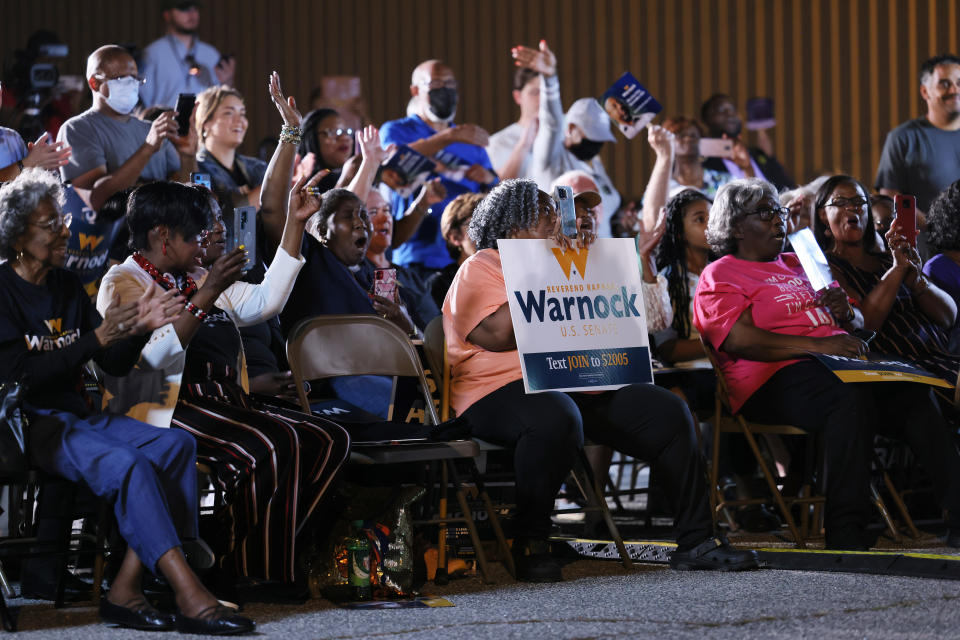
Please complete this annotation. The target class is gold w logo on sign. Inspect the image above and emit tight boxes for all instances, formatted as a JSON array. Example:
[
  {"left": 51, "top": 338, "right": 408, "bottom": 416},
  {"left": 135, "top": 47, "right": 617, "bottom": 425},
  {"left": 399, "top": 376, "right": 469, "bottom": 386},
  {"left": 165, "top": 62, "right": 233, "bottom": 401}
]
[
  {"left": 43, "top": 318, "right": 63, "bottom": 334},
  {"left": 78, "top": 233, "right": 103, "bottom": 250},
  {"left": 550, "top": 247, "right": 589, "bottom": 280}
]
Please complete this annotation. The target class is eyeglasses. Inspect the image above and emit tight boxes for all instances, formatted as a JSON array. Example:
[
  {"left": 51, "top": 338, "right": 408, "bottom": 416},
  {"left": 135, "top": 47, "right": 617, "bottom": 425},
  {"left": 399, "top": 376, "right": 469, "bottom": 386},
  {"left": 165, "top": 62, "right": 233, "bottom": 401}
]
[
  {"left": 825, "top": 196, "right": 869, "bottom": 210},
  {"left": 418, "top": 79, "right": 457, "bottom": 90},
  {"left": 319, "top": 128, "right": 355, "bottom": 139},
  {"left": 747, "top": 206, "right": 789, "bottom": 221},
  {"left": 93, "top": 73, "right": 147, "bottom": 85},
  {"left": 368, "top": 205, "right": 393, "bottom": 217},
  {"left": 31, "top": 213, "right": 72, "bottom": 233}
]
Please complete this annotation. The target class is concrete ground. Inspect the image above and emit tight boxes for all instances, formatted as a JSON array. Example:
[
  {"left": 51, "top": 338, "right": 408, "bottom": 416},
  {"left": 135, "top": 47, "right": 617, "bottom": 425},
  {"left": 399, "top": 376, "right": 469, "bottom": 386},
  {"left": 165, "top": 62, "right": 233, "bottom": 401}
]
[{"left": 6, "top": 543, "right": 960, "bottom": 639}]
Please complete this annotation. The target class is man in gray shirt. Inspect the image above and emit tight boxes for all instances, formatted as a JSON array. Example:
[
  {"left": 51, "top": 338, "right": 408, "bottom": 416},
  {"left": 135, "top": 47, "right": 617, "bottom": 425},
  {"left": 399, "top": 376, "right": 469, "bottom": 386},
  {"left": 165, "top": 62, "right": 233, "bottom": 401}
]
[
  {"left": 57, "top": 45, "right": 196, "bottom": 211},
  {"left": 875, "top": 53, "right": 960, "bottom": 214},
  {"left": 138, "top": 0, "right": 234, "bottom": 109}
]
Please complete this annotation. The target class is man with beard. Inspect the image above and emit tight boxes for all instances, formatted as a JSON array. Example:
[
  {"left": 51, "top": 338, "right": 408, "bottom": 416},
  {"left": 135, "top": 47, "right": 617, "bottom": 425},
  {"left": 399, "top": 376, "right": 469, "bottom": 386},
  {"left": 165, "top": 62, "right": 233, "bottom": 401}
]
[
  {"left": 699, "top": 93, "right": 794, "bottom": 193},
  {"left": 876, "top": 54, "right": 960, "bottom": 216},
  {"left": 379, "top": 59, "right": 497, "bottom": 277},
  {"left": 138, "top": 0, "right": 235, "bottom": 109}
]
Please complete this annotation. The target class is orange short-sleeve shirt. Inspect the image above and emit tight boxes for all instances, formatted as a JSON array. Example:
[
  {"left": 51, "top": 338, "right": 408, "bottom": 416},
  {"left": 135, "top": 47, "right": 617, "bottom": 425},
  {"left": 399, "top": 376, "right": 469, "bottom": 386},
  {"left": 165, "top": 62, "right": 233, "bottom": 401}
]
[{"left": 442, "top": 249, "right": 523, "bottom": 414}]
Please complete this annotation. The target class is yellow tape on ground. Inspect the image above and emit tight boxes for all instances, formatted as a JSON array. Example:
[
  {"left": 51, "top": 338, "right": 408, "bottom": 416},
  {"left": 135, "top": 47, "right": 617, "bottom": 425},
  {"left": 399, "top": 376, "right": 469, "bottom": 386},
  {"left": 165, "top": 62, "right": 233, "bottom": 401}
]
[{"left": 755, "top": 547, "right": 960, "bottom": 561}]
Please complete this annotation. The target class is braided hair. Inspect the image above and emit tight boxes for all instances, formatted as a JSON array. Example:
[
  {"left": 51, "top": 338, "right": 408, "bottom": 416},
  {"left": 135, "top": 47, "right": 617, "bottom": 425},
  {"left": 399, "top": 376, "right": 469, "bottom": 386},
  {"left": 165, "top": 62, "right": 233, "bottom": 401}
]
[
  {"left": 655, "top": 189, "right": 712, "bottom": 339},
  {"left": 468, "top": 178, "right": 546, "bottom": 250}
]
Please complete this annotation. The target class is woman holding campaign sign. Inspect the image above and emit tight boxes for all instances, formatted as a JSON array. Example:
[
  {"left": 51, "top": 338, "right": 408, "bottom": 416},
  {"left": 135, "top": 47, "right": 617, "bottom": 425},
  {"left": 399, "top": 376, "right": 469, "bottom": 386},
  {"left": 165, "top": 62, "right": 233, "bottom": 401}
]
[
  {"left": 443, "top": 178, "right": 757, "bottom": 582},
  {"left": 693, "top": 177, "right": 960, "bottom": 550},
  {"left": 812, "top": 174, "right": 960, "bottom": 407}
]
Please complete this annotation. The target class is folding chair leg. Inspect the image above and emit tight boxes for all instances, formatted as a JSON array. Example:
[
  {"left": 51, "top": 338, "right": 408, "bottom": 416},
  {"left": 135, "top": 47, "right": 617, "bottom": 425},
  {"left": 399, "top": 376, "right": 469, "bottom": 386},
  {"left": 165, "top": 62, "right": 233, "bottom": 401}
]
[
  {"left": 467, "top": 463, "right": 514, "bottom": 578},
  {"left": 0, "top": 589, "right": 15, "bottom": 632},
  {"left": 53, "top": 485, "right": 77, "bottom": 609},
  {"left": 882, "top": 471, "right": 921, "bottom": 539},
  {"left": 871, "top": 483, "right": 902, "bottom": 543},
  {"left": 92, "top": 500, "right": 110, "bottom": 603},
  {"left": 740, "top": 423, "right": 806, "bottom": 547},
  {"left": 446, "top": 461, "right": 495, "bottom": 584},
  {"left": 435, "top": 462, "right": 449, "bottom": 585},
  {"left": 576, "top": 452, "right": 631, "bottom": 569}
]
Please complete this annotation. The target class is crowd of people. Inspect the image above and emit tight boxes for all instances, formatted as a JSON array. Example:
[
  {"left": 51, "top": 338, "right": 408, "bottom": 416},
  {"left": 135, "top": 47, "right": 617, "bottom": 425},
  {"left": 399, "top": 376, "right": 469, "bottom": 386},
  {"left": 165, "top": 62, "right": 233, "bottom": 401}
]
[{"left": 2, "top": 0, "right": 960, "bottom": 632}]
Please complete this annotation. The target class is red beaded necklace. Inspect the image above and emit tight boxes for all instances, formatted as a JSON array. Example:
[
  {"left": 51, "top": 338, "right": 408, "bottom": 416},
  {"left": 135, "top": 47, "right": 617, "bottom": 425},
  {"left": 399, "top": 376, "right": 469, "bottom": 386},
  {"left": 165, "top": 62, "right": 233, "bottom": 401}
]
[{"left": 132, "top": 252, "right": 199, "bottom": 299}]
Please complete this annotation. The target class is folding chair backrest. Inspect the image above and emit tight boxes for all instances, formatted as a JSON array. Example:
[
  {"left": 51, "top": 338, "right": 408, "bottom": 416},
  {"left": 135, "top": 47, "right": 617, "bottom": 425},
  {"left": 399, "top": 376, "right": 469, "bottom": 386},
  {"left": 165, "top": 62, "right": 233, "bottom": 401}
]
[
  {"left": 423, "top": 316, "right": 446, "bottom": 392},
  {"left": 286, "top": 314, "right": 440, "bottom": 424}
]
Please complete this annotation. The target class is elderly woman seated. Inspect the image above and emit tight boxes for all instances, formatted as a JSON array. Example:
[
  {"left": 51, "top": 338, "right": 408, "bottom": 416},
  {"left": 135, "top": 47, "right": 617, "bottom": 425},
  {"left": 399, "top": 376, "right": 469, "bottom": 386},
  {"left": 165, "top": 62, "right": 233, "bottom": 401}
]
[
  {"left": 444, "top": 178, "right": 757, "bottom": 581},
  {"left": 0, "top": 169, "right": 253, "bottom": 634},
  {"left": 693, "top": 177, "right": 960, "bottom": 550}
]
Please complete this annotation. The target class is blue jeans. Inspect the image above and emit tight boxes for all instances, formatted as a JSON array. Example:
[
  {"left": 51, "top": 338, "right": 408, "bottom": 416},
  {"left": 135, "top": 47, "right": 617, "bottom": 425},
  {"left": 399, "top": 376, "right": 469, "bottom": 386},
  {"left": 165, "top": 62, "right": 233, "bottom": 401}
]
[{"left": 29, "top": 408, "right": 198, "bottom": 572}]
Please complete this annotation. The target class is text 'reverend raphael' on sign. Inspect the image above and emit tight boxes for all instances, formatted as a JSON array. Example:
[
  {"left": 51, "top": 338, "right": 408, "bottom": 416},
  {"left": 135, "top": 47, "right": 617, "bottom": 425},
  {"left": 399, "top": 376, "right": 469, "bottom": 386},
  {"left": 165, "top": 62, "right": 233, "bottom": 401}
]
[{"left": 498, "top": 238, "right": 653, "bottom": 393}]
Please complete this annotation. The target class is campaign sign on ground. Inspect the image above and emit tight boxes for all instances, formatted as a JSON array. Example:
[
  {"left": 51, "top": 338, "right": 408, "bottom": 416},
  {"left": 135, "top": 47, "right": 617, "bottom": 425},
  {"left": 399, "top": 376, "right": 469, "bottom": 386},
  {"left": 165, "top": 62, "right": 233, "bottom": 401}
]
[
  {"left": 809, "top": 352, "right": 953, "bottom": 388},
  {"left": 498, "top": 238, "right": 653, "bottom": 393}
]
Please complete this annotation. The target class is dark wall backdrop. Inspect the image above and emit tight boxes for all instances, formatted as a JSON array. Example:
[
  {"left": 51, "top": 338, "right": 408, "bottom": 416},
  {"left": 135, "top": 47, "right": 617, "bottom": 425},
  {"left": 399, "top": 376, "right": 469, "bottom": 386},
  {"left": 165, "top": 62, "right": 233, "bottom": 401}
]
[{"left": 4, "top": 0, "right": 958, "bottom": 195}]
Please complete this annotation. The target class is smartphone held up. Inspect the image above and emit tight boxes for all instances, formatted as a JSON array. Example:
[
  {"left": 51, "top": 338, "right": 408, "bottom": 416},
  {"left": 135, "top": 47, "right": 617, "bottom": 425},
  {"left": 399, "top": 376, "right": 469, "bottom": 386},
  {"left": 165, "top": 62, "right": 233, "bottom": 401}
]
[
  {"left": 893, "top": 194, "right": 918, "bottom": 248},
  {"left": 227, "top": 205, "right": 257, "bottom": 272}
]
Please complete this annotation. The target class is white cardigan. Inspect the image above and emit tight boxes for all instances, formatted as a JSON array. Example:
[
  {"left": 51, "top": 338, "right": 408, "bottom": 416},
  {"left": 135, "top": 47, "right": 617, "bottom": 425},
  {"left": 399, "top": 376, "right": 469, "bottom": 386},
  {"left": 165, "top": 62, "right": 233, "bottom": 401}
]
[{"left": 95, "top": 248, "right": 305, "bottom": 428}]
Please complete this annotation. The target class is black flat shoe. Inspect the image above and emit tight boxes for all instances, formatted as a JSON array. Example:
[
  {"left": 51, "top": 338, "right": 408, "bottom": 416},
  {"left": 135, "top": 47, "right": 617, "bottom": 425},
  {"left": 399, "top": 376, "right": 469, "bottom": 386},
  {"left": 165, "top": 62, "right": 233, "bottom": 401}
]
[
  {"left": 99, "top": 597, "right": 176, "bottom": 631},
  {"left": 175, "top": 604, "right": 255, "bottom": 636},
  {"left": 21, "top": 570, "right": 93, "bottom": 602},
  {"left": 669, "top": 537, "right": 759, "bottom": 571},
  {"left": 512, "top": 539, "right": 563, "bottom": 583}
]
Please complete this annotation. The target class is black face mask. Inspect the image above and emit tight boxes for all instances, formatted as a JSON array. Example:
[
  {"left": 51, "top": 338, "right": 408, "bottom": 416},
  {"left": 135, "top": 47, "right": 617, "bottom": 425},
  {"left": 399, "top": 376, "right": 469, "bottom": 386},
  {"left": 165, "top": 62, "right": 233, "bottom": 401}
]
[
  {"left": 427, "top": 87, "right": 458, "bottom": 121},
  {"left": 569, "top": 139, "right": 604, "bottom": 161}
]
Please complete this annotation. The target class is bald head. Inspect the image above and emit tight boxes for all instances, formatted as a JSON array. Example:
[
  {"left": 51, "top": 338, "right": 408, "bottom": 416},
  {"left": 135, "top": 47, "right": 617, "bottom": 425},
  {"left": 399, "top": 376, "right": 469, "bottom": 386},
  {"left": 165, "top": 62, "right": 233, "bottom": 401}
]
[
  {"left": 85, "top": 45, "right": 135, "bottom": 81},
  {"left": 551, "top": 170, "right": 599, "bottom": 196},
  {"left": 411, "top": 59, "right": 453, "bottom": 86}
]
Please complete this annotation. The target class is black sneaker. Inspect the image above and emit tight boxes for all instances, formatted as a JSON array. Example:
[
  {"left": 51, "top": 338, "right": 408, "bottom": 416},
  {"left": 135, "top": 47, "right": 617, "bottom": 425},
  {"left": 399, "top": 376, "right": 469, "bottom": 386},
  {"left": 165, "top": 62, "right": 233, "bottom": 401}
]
[
  {"left": 512, "top": 539, "right": 563, "bottom": 583},
  {"left": 669, "top": 537, "right": 759, "bottom": 571}
]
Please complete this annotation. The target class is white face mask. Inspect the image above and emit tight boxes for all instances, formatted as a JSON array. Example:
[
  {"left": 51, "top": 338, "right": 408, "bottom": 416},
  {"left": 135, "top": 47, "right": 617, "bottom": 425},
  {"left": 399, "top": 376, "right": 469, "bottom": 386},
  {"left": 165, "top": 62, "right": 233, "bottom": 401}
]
[{"left": 103, "top": 76, "right": 140, "bottom": 115}]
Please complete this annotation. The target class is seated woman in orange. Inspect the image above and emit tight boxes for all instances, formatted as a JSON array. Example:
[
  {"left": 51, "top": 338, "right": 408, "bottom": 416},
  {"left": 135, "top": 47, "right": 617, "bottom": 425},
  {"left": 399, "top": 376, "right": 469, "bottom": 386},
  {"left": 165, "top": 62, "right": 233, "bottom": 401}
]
[{"left": 444, "top": 178, "right": 757, "bottom": 581}]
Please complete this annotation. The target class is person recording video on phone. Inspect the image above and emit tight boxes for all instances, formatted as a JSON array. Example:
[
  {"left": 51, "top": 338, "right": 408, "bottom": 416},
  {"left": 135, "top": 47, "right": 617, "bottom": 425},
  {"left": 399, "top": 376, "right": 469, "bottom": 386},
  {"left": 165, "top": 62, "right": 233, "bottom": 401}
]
[
  {"left": 699, "top": 94, "right": 794, "bottom": 193},
  {"left": 138, "top": 0, "right": 236, "bottom": 110},
  {"left": 57, "top": 45, "right": 198, "bottom": 211}
]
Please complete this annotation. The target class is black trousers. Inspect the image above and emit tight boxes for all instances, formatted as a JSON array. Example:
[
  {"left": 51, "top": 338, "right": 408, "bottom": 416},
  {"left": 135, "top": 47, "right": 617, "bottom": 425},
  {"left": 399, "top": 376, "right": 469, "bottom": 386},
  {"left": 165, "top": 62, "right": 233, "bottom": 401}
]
[
  {"left": 461, "top": 380, "right": 713, "bottom": 548},
  {"left": 741, "top": 360, "right": 960, "bottom": 536}
]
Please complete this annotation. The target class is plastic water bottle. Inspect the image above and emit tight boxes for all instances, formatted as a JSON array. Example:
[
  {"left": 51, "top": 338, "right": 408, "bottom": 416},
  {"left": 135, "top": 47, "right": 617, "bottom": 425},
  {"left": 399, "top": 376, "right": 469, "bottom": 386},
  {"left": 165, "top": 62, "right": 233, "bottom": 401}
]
[{"left": 347, "top": 520, "right": 372, "bottom": 601}]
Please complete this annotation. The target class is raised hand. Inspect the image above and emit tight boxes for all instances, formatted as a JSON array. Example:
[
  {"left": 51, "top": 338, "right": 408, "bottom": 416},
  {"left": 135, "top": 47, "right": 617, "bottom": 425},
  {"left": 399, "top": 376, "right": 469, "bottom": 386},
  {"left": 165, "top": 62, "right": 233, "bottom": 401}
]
[
  {"left": 171, "top": 102, "right": 199, "bottom": 156},
  {"left": 23, "top": 133, "right": 71, "bottom": 171},
  {"left": 268, "top": 70, "right": 302, "bottom": 128},
  {"left": 414, "top": 177, "right": 447, "bottom": 208},
  {"left": 646, "top": 124, "right": 675, "bottom": 158},
  {"left": 511, "top": 39, "right": 557, "bottom": 77},
  {"left": 288, "top": 170, "right": 329, "bottom": 223},
  {"left": 636, "top": 207, "right": 667, "bottom": 258},
  {"left": 204, "top": 247, "right": 246, "bottom": 295},
  {"left": 357, "top": 125, "right": 386, "bottom": 165},
  {"left": 215, "top": 55, "right": 237, "bottom": 86}
]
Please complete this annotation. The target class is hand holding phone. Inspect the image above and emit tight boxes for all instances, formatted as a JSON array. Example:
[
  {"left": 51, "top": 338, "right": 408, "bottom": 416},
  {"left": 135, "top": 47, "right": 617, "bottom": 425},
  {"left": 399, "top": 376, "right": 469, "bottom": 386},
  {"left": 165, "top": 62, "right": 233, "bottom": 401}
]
[
  {"left": 699, "top": 137, "right": 735, "bottom": 158},
  {"left": 373, "top": 268, "right": 398, "bottom": 302},
  {"left": 893, "top": 194, "right": 918, "bottom": 248},
  {"left": 554, "top": 185, "right": 577, "bottom": 238},
  {"left": 174, "top": 93, "right": 196, "bottom": 137},
  {"left": 228, "top": 206, "right": 257, "bottom": 272}
]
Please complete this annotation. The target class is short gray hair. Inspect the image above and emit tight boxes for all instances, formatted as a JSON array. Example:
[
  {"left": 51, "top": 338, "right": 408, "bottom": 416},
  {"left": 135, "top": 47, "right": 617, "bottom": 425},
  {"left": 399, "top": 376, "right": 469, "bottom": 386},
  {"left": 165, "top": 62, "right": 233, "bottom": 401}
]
[
  {"left": 468, "top": 178, "right": 543, "bottom": 250},
  {"left": 706, "top": 178, "right": 779, "bottom": 256},
  {"left": 0, "top": 168, "right": 65, "bottom": 261}
]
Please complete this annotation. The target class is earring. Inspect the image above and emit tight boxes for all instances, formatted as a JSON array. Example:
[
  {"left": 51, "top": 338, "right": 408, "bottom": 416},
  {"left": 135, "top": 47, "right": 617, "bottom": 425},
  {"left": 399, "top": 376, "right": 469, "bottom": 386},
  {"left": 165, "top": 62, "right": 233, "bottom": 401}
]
[{"left": 162, "top": 241, "right": 167, "bottom": 256}]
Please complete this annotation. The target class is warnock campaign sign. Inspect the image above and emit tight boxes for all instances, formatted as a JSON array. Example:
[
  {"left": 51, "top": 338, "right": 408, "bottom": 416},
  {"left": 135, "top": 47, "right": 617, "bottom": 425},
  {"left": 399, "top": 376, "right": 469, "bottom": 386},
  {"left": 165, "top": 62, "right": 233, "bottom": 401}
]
[
  {"left": 809, "top": 352, "right": 953, "bottom": 389},
  {"left": 498, "top": 238, "right": 653, "bottom": 393}
]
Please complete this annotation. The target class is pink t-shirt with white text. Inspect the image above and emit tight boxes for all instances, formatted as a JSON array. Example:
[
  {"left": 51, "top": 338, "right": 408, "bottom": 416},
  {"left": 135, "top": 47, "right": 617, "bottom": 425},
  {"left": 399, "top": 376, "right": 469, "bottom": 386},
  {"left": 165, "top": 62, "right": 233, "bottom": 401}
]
[{"left": 693, "top": 253, "right": 846, "bottom": 412}]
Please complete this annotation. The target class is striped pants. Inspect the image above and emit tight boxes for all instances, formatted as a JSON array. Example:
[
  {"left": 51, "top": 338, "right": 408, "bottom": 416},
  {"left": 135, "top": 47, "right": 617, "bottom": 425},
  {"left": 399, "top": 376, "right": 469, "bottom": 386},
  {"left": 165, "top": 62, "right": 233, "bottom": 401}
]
[{"left": 172, "top": 380, "right": 350, "bottom": 583}]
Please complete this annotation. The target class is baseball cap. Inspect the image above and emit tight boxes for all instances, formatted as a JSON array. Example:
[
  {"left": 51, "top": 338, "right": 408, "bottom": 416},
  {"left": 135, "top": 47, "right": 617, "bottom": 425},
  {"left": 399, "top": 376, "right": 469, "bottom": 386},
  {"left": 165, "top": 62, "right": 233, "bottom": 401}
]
[
  {"left": 564, "top": 98, "right": 616, "bottom": 143},
  {"left": 573, "top": 190, "right": 602, "bottom": 208}
]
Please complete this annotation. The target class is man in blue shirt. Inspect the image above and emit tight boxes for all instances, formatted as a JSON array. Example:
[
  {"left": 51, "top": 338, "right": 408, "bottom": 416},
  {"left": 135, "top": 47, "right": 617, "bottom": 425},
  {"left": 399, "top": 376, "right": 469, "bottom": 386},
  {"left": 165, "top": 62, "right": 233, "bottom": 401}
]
[
  {"left": 138, "top": 0, "right": 235, "bottom": 109},
  {"left": 380, "top": 59, "right": 498, "bottom": 275}
]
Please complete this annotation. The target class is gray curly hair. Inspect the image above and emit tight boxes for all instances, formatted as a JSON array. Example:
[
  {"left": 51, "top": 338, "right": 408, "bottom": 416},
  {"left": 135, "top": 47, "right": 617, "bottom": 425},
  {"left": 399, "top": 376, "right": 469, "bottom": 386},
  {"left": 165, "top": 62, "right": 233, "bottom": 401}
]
[
  {"left": 706, "top": 178, "right": 779, "bottom": 256},
  {"left": 469, "top": 178, "right": 547, "bottom": 250},
  {"left": 0, "top": 168, "right": 66, "bottom": 261}
]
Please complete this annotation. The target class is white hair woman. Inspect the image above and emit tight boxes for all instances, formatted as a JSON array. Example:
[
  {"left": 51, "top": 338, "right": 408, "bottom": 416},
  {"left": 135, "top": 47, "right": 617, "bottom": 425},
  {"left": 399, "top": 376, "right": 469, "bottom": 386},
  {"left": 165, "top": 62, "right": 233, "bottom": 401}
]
[{"left": 693, "top": 177, "right": 960, "bottom": 550}]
